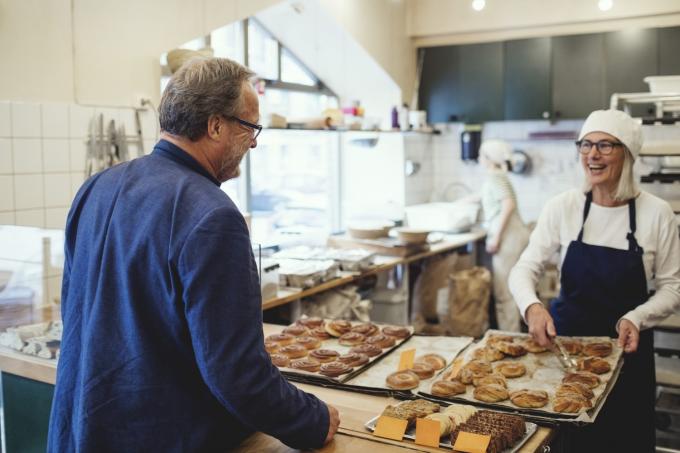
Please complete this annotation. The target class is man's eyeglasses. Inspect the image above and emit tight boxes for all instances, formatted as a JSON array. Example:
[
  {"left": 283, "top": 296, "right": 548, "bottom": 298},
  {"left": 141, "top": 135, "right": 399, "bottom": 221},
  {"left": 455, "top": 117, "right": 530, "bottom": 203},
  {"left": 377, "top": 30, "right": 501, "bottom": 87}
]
[
  {"left": 226, "top": 116, "right": 263, "bottom": 140},
  {"left": 575, "top": 139, "right": 623, "bottom": 155}
]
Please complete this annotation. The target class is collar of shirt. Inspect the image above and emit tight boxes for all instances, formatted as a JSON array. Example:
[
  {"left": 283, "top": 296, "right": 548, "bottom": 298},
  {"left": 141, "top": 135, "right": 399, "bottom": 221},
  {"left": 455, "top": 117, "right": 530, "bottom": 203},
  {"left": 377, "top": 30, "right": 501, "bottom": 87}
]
[{"left": 152, "top": 139, "right": 221, "bottom": 186}]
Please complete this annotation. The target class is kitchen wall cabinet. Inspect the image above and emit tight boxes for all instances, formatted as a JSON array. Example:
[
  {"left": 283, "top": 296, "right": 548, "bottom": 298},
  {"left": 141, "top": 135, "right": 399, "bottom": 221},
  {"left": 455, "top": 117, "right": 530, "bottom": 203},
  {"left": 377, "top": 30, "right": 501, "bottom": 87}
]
[
  {"left": 419, "top": 46, "right": 461, "bottom": 123},
  {"left": 659, "top": 26, "right": 680, "bottom": 75},
  {"left": 504, "top": 37, "right": 551, "bottom": 120},
  {"left": 604, "top": 28, "right": 658, "bottom": 117}
]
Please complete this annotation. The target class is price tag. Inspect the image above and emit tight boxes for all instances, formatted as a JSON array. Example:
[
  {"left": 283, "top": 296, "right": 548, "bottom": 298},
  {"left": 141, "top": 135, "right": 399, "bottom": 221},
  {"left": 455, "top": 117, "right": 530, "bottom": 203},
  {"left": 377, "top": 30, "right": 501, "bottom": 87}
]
[
  {"left": 415, "top": 418, "right": 441, "bottom": 447},
  {"left": 453, "top": 431, "right": 491, "bottom": 453},
  {"left": 373, "top": 416, "right": 408, "bottom": 441},
  {"left": 398, "top": 348, "right": 416, "bottom": 371}
]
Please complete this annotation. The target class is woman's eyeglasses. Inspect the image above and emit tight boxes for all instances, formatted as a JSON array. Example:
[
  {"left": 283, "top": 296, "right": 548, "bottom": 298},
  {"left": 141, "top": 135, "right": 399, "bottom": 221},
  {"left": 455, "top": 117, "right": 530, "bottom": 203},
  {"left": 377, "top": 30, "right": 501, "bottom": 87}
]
[{"left": 575, "top": 139, "right": 623, "bottom": 155}]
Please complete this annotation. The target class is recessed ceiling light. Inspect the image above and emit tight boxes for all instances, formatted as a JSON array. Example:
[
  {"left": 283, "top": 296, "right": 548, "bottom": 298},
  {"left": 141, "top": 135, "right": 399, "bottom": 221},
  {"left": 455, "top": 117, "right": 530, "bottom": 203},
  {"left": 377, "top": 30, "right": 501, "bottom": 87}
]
[
  {"left": 472, "top": 0, "right": 486, "bottom": 11},
  {"left": 598, "top": 0, "right": 613, "bottom": 11}
]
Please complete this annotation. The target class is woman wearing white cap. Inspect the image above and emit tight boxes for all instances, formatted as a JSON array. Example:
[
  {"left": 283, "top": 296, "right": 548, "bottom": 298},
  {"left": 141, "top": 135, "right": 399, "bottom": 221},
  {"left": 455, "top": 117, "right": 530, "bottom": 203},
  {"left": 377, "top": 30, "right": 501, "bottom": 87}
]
[
  {"left": 479, "top": 139, "right": 530, "bottom": 332},
  {"left": 509, "top": 109, "right": 680, "bottom": 452}
]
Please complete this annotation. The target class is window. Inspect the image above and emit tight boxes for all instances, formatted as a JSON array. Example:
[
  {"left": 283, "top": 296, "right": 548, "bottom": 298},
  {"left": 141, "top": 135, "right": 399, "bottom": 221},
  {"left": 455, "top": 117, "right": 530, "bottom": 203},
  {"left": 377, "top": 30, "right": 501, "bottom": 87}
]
[
  {"left": 211, "top": 22, "right": 244, "bottom": 63},
  {"left": 248, "top": 20, "right": 279, "bottom": 80},
  {"left": 281, "top": 49, "right": 316, "bottom": 86}
]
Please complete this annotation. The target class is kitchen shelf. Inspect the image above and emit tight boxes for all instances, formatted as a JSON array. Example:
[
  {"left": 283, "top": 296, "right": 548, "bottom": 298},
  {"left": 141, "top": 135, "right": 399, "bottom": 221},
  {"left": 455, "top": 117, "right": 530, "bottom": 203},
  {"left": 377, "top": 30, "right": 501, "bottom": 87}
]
[{"left": 265, "top": 127, "right": 440, "bottom": 135}]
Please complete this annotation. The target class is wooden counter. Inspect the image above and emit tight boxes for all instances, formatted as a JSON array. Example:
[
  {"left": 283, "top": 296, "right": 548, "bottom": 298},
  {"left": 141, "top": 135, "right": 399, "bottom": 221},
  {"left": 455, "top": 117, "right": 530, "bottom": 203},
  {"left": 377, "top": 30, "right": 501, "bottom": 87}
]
[{"left": 262, "top": 230, "right": 487, "bottom": 310}]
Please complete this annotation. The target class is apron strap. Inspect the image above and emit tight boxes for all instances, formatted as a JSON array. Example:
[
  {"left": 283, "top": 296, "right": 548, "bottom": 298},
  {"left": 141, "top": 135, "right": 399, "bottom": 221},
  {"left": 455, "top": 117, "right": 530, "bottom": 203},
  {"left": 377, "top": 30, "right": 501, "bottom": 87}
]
[
  {"left": 627, "top": 197, "right": 644, "bottom": 253},
  {"left": 576, "top": 192, "right": 593, "bottom": 243}
]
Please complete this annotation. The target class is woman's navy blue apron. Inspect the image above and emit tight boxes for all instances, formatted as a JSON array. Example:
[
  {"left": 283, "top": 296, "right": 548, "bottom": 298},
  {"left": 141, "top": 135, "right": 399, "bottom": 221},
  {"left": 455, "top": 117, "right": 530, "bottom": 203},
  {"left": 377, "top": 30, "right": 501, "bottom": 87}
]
[{"left": 550, "top": 192, "right": 655, "bottom": 453}]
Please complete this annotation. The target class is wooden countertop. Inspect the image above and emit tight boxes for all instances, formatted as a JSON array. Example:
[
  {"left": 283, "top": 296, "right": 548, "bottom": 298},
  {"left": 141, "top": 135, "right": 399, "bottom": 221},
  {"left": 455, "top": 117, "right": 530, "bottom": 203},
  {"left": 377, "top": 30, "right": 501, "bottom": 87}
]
[{"left": 262, "top": 230, "right": 486, "bottom": 310}]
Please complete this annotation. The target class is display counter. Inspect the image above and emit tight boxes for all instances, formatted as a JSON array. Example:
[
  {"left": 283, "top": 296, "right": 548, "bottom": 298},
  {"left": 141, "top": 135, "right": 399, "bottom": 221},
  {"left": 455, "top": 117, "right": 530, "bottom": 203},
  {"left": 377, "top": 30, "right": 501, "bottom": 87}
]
[{"left": 0, "top": 320, "right": 554, "bottom": 453}]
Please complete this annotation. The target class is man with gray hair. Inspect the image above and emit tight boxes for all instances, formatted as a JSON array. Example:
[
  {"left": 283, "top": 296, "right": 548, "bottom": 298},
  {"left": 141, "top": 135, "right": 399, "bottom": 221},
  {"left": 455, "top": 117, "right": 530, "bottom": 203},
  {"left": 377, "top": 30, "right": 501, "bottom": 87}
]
[{"left": 48, "top": 57, "right": 339, "bottom": 452}]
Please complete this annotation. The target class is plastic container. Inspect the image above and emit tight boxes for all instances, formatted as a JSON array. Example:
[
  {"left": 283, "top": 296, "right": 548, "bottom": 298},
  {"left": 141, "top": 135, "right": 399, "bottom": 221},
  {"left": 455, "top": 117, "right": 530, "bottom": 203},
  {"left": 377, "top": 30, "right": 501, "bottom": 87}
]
[
  {"left": 644, "top": 76, "right": 680, "bottom": 94},
  {"left": 369, "top": 289, "right": 409, "bottom": 326},
  {"left": 405, "top": 202, "right": 480, "bottom": 233},
  {"left": 259, "top": 258, "right": 280, "bottom": 301}
]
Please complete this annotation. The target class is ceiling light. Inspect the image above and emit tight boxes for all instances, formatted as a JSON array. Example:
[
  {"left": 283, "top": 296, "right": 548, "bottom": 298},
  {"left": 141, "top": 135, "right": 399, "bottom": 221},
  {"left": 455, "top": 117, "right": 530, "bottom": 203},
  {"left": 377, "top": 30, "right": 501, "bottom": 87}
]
[
  {"left": 472, "top": 0, "right": 486, "bottom": 11},
  {"left": 598, "top": 0, "right": 613, "bottom": 11}
]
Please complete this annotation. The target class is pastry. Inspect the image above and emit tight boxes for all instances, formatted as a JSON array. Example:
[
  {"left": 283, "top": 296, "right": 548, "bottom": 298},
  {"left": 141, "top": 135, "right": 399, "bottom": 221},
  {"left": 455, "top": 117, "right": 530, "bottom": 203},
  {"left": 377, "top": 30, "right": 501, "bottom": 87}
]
[
  {"left": 294, "top": 336, "right": 321, "bottom": 350},
  {"left": 450, "top": 411, "right": 526, "bottom": 452},
  {"left": 351, "top": 322, "right": 379, "bottom": 336},
  {"left": 493, "top": 341, "right": 527, "bottom": 357},
  {"left": 265, "top": 333, "right": 294, "bottom": 346},
  {"left": 459, "top": 360, "right": 492, "bottom": 384},
  {"left": 350, "top": 343, "right": 382, "bottom": 357},
  {"left": 309, "top": 349, "right": 340, "bottom": 363},
  {"left": 264, "top": 341, "right": 279, "bottom": 353},
  {"left": 510, "top": 389, "right": 549, "bottom": 408},
  {"left": 325, "top": 320, "right": 352, "bottom": 337},
  {"left": 583, "top": 341, "right": 613, "bottom": 358},
  {"left": 319, "top": 361, "right": 352, "bottom": 377},
  {"left": 495, "top": 362, "right": 526, "bottom": 378},
  {"left": 270, "top": 353, "right": 289, "bottom": 367},
  {"left": 487, "top": 334, "right": 515, "bottom": 345},
  {"left": 289, "top": 358, "right": 321, "bottom": 372},
  {"left": 521, "top": 338, "right": 548, "bottom": 353},
  {"left": 431, "top": 380, "right": 467, "bottom": 397},
  {"left": 473, "top": 373, "right": 507, "bottom": 388},
  {"left": 410, "top": 362, "right": 435, "bottom": 379},
  {"left": 382, "top": 325, "right": 410, "bottom": 339},
  {"left": 563, "top": 371, "right": 601, "bottom": 389},
  {"left": 296, "top": 316, "right": 324, "bottom": 328},
  {"left": 553, "top": 394, "right": 591, "bottom": 413},
  {"left": 386, "top": 370, "right": 420, "bottom": 390},
  {"left": 425, "top": 413, "right": 453, "bottom": 437},
  {"left": 443, "top": 404, "right": 477, "bottom": 425},
  {"left": 310, "top": 326, "right": 331, "bottom": 340},
  {"left": 555, "top": 382, "right": 594, "bottom": 399},
  {"left": 560, "top": 338, "right": 583, "bottom": 355},
  {"left": 382, "top": 399, "right": 440, "bottom": 425},
  {"left": 279, "top": 344, "right": 308, "bottom": 359},
  {"left": 473, "top": 347, "right": 505, "bottom": 362},
  {"left": 416, "top": 353, "right": 447, "bottom": 370},
  {"left": 282, "top": 325, "right": 308, "bottom": 337},
  {"left": 338, "top": 352, "right": 369, "bottom": 367},
  {"left": 473, "top": 384, "right": 509, "bottom": 403},
  {"left": 577, "top": 357, "right": 612, "bottom": 374},
  {"left": 366, "top": 334, "right": 396, "bottom": 349},
  {"left": 338, "top": 332, "right": 366, "bottom": 346}
]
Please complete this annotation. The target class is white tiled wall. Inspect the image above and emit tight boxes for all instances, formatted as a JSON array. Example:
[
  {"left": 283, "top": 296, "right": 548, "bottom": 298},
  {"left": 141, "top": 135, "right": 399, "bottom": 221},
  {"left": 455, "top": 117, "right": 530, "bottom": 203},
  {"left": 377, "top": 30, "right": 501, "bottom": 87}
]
[{"left": 0, "top": 100, "right": 158, "bottom": 229}]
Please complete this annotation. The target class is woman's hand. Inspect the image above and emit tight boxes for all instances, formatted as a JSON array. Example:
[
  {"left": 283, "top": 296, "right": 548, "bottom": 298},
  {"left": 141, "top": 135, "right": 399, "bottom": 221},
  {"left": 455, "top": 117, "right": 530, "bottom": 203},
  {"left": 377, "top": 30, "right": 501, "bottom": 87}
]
[
  {"left": 486, "top": 238, "right": 500, "bottom": 254},
  {"left": 526, "top": 303, "right": 556, "bottom": 347},
  {"left": 617, "top": 319, "right": 639, "bottom": 353}
]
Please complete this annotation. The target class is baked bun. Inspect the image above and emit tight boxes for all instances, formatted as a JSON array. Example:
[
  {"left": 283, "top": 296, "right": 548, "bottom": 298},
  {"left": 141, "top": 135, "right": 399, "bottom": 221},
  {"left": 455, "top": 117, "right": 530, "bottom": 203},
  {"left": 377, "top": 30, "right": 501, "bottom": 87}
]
[
  {"left": 265, "top": 333, "right": 294, "bottom": 346},
  {"left": 562, "top": 371, "right": 601, "bottom": 389},
  {"left": 495, "top": 362, "right": 526, "bottom": 378},
  {"left": 289, "top": 358, "right": 321, "bottom": 372},
  {"left": 338, "top": 332, "right": 366, "bottom": 346},
  {"left": 382, "top": 326, "right": 410, "bottom": 339},
  {"left": 493, "top": 341, "right": 527, "bottom": 357},
  {"left": 473, "top": 373, "right": 507, "bottom": 388},
  {"left": 583, "top": 341, "right": 613, "bottom": 358},
  {"left": 296, "top": 316, "right": 324, "bottom": 328},
  {"left": 459, "top": 360, "right": 493, "bottom": 384},
  {"left": 431, "top": 380, "right": 467, "bottom": 397},
  {"left": 366, "top": 334, "right": 396, "bottom": 349},
  {"left": 294, "top": 336, "right": 321, "bottom": 350},
  {"left": 264, "top": 341, "right": 279, "bottom": 353},
  {"left": 556, "top": 382, "right": 594, "bottom": 400},
  {"left": 350, "top": 343, "right": 382, "bottom": 357},
  {"left": 487, "top": 334, "right": 515, "bottom": 345},
  {"left": 553, "top": 394, "right": 591, "bottom": 413},
  {"left": 521, "top": 338, "right": 548, "bottom": 353},
  {"left": 473, "top": 347, "right": 505, "bottom": 362},
  {"left": 473, "top": 384, "right": 509, "bottom": 403},
  {"left": 351, "top": 322, "right": 379, "bottom": 336},
  {"left": 425, "top": 413, "right": 453, "bottom": 436},
  {"left": 319, "top": 361, "right": 352, "bottom": 377},
  {"left": 324, "top": 320, "right": 352, "bottom": 337},
  {"left": 577, "top": 357, "right": 611, "bottom": 374},
  {"left": 510, "top": 389, "right": 549, "bottom": 408},
  {"left": 279, "top": 344, "right": 308, "bottom": 359},
  {"left": 416, "top": 353, "right": 447, "bottom": 370},
  {"left": 270, "top": 353, "right": 289, "bottom": 367},
  {"left": 309, "top": 349, "right": 340, "bottom": 363},
  {"left": 560, "top": 339, "right": 583, "bottom": 355},
  {"left": 310, "top": 326, "right": 331, "bottom": 340},
  {"left": 282, "top": 325, "right": 308, "bottom": 337},
  {"left": 386, "top": 370, "right": 420, "bottom": 390},
  {"left": 410, "top": 362, "right": 435, "bottom": 379},
  {"left": 338, "top": 352, "right": 369, "bottom": 367}
]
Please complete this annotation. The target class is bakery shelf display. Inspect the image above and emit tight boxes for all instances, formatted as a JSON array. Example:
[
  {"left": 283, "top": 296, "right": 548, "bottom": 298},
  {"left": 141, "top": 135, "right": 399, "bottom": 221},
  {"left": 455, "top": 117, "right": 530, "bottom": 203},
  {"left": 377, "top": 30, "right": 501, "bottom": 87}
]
[
  {"left": 418, "top": 329, "right": 624, "bottom": 423},
  {"left": 365, "top": 399, "right": 538, "bottom": 452}
]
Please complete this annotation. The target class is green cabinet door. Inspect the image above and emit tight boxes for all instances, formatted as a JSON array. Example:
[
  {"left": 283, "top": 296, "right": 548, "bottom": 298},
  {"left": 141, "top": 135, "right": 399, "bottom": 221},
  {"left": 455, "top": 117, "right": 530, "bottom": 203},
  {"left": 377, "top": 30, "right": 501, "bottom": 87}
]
[
  {"left": 419, "top": 46, "right": 462, "bottom": 123},
  {"left": 2, "top": 372, "right": 54, "bottom": 453},
  {"left": 504, "top": 37, "right": 552, "bottom": 120},
  {"left": 659, "top": 26, "right": 680, "bottom": 75}
]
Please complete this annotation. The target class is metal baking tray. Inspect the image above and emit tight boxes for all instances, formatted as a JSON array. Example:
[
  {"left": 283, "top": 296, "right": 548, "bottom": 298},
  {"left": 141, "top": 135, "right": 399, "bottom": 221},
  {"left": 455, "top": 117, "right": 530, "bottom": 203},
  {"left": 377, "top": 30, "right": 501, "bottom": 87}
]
[{"left": 364, "top": 413, "right": 537, "bottom": 451}]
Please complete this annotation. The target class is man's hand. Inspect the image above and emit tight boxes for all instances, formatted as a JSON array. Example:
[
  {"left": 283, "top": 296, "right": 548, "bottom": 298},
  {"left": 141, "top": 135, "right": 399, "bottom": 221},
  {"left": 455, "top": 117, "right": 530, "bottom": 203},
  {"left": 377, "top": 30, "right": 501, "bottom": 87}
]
[
  {"left": 526, "top": 303, "right": 556, "bottom": 347},
  {"left": 324, "top": 403, "right": 340, "bottom": 445},
  {"left": 617, "top": 319, "right": 639, "bottom": 353}
]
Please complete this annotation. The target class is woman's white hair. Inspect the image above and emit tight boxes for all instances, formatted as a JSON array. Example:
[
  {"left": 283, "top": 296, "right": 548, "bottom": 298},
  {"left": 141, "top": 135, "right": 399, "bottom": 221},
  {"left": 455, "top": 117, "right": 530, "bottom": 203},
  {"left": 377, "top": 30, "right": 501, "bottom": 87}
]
[{"left": 582, "top": 146, "right": 639, "bottom": 201}]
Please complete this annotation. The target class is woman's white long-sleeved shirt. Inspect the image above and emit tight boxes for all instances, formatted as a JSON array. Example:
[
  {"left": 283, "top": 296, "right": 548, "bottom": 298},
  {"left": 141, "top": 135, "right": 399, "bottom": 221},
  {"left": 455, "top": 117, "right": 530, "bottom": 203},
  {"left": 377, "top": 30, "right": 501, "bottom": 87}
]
[{"left": 509, "top": 189, "right": 680, "bottom": 331}]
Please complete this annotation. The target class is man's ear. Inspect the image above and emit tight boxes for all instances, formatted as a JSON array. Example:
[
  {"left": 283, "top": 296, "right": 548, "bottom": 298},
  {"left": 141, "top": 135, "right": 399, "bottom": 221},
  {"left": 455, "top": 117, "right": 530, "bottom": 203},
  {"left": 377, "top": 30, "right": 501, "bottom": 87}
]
[{"left": 207, "top": 115, "right": 222, "bottom": 140}]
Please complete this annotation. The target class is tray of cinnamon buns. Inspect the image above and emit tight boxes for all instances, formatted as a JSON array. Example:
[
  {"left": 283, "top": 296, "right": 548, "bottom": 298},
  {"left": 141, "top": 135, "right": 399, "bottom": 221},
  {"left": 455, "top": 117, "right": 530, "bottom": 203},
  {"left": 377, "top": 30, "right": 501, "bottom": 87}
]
[
  {"left": 365, "top": 399, "right": 537, "bottom": 452},
  {"left": 419, "top": 329, "right": 624, "bottom": 423},
  {"left": 265, "top": 317, "right": 414, "bottom": 383}
]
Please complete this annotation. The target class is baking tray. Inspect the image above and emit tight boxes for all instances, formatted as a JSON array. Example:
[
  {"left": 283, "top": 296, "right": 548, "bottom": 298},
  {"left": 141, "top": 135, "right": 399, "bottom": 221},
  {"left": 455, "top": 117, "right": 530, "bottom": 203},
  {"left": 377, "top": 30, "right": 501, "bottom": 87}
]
[
  {"left": 364, "top": 413, "right": 538, "bottom": 451},
  {"left": 417, "top": 329, "right": 624, "bottom": 425}
]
